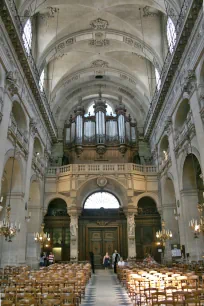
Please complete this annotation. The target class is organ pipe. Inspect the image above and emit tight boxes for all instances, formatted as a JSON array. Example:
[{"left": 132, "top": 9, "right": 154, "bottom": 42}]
[{"left": 64, "top": 96, "right": 137, "bottom": 147}]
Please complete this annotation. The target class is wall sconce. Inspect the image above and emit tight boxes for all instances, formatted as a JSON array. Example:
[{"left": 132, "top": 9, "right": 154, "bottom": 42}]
[
  {"left": 174, "top": 208, "right": 180, "bottom": 220},
  {"left": 25, "top": 211, "right": 31, "bottom": 222},
  {"left": 0, "top": 196, "right": 3, "bottom": 212}
]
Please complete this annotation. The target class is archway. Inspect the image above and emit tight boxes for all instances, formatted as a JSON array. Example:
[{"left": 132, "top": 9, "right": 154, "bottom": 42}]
[
  {"left": 181, "top": 153, "right": 204, "bottom": 260},
  {"left": 135, "top": 196, "right": 161, "bottom": 262},
  {"left": 174, "top": 99, "right": 190, "bottom": 133},
  {"left": 79, "top": 191, "right": 127, "bottom": 266},
  {"left": 0, "top": 156, "right": 24, "bottom": 266},
  {"left": 44, "top": 198, "right": 70, "bottom": 262}
]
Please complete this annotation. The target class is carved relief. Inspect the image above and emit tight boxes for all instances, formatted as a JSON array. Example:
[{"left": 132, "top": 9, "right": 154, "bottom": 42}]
[
  {"left": 89, "top": 32, "right": 109, "bottom": 47},
  {"left": 90, "top": 18, "right": 109, "bottom": 30},
  {"left": 143, "top": 6, "right": 160, "bottom": 17},
  {"left": 97, "top": 176, "right": 107, "bottom": 187},
  {"left": 91, "top": 60, "right": 109, "bottom": 68}
]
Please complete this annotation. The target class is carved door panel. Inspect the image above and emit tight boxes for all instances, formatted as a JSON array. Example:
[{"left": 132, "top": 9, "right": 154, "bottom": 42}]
[
  {"left": 103, "top": 230, "right": 117, "bottom": 259},
  {"left": 88, "top": 228, "right": 118, "bottom": 266},
  {"left": 89, "top": 229, "right": 103, "bottom": 265}
]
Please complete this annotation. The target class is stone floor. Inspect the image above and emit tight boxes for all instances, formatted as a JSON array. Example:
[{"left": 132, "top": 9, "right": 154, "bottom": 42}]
[{"left": 81, "top": 269, "right": 133, "bottom": 306}]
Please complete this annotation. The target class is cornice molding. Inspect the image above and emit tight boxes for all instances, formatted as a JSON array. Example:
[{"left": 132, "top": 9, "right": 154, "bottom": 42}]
[
  {"left": 149, "top": 9, "right": 203, "bottom": 149},
  {"left": 0, "top": 0, "right": 58, "bottom": 142},
  {"left": 144, "top": 0, "right": 203, "bottom": 140}
]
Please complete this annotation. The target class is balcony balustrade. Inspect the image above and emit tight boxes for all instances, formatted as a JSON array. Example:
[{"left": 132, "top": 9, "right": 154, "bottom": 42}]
[
  {"left": 8, "top": 115, "right": 29, "bottom": 154},
  {"left": 47, "top": 163, "right": 157, "bottom": 177},
  {"left": 174, "top": 111, "right": 195, "bottom": 151}
]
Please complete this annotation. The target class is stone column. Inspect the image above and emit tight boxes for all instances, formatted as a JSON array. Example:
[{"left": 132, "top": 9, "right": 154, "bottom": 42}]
[
  {"left": 180, "top": 189, "right": 204, "bottom": 261},
  {"left": 0, "top": 87, "right": 13, "bottom": 188},
  {"left": 127, "top": 212, "right": 136, "bottom": 259},
  {"left": 0, "top": 192, "right": 26, "bottom": 267},
  {"left": 69, "top": 213, "right": 79, "bottom": 261}
]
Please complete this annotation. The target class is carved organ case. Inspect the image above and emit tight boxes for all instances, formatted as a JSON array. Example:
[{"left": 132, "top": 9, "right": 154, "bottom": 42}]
[{"left": 64, "top": 95, "right": 138, "bottom": 163}]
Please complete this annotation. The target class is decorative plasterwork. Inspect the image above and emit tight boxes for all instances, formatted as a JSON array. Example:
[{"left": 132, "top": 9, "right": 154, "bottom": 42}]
[
  {"left": 89, "top": 32, "right": 109, "bottom": 47},
  {"left": 91, "top": 60, "right": 109, "bottom": 68},
  {"left": 97, "top": 176, "right": 107, "bottom": 187},
  {"left": 143, "top": 6, "right": 160, "bottom": 18},
  {"left": 39, "top": 29, "right": 162, "bottom": 72},
  {"left": 90, "top": 18, "right": 109, "bottom": 30},
  {"left": 39, "top": 7, "right": 58, "bottom": 21}
]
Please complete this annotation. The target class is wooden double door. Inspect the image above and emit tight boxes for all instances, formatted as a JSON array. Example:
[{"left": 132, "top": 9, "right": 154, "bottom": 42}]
[{"left": 88, "top": 227, "right": 118, "bottom": 266}]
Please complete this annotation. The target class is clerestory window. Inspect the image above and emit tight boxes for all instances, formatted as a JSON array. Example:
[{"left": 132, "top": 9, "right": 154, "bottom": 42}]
[
  {"left": 39, "top": 69, "right": 45, "bottom": 92},
  {"left": 22, "top": 19, "right": 32, "bottom": 54},
  {"left": 167, "top": 17, "right": 176, "bottom": 54},
  {"left": 155, "top": 68, "right": 161, "bottom": 91}
]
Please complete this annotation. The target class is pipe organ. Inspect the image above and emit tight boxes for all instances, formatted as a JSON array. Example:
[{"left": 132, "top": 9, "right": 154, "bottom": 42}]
[{"left": 64, "top": 95, "right": 138, "bottom": 163}]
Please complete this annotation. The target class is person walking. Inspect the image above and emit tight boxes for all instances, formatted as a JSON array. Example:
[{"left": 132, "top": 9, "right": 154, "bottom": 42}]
[
  {"left": 112, "top": 250, "right": 120, "bottom": 273},
  {"left": 89, "top": 251, "right": 95, "bottom": 274},
  {"left": 103, "top": 252, "right": 110, "bottom": 270}
]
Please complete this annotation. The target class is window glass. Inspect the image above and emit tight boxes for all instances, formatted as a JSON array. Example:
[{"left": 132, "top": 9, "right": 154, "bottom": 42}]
[
  {"left": 39, "top": 69, "right": 45, "bottom": 92},
  {"left": 167, "top": 17, "right": 176, "bottom": 53},
  {"left": 155, "top": 68, "right": 161, "bottom": 91},
  {"left": 84, "top": 192, "right": 120, "bottom": 209},
  {"left": 22, "top": 19, "right": 32, "bottom": 53}
]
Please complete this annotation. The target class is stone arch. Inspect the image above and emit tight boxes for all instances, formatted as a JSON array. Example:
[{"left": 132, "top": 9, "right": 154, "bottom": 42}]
[
  {"left": 33, "top": 137, "right": 44, "bottom": 157},
  {"left": 11, "top": 100, "right": 28, "bottom": 135},
  {"left": 182, "top": 154, "right": 202, "bottom": 195},
  {"left": 46, "top": 198, "right": 68, "bottom": 216},
  {"left": 137, "top": 196, "right": 158, "bottom": 212},
  {"left": 76, "top": 176, "right": 128, "bottom": 210},
  {"left": 135, "top": 192, "right": 159, "bottom": 209},
  {"left": 44, "top": 194, "right": 70, "bottom": 215},
  {"left": 159, "top": 134, "right": 170, "bottom": 163},
  {"left": 179, "top": 146, "right": 201, "bottom": 190},
  {"left": 174, "top": 98, "right": 190, "bottom": 133},
  {"left": 2, "top": 148, "right": 24, "bottom": 194}
]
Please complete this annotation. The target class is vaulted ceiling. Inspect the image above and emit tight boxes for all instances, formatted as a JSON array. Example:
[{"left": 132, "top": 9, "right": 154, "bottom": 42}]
[{"left": 16, "top": 0, "right": 181, "bottom": 133}]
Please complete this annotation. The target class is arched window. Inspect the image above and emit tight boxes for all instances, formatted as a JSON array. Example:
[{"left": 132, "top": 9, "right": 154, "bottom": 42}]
[
  {"left": 155, "top": 68, "right": 161, "bottom": 91},
  {"left": 84, "top": 192, "right": 120, "bottom": 209},
  {"left": 22, "top": 19, "right": 32, "bottom": 53},
  {"left": 39, "top": 69, "right": 45, "bottom": 92},
  {"left": 85, "top": 103, "right": 115, "bottom": 116},
  {"left": 167, "top": 17, "right": 176, "bottom": 53}
]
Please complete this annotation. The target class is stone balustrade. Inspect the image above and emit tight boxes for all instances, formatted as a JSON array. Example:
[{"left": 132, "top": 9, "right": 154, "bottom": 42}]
[
  {"left": 47, "top": 163, "right": 157, "bottom": 176},
  {"left": 174, "top": 112, "right": 195, "bottom": 151},
  {"left": 8, "top": 116, "right": 29, "bottom": 153}
]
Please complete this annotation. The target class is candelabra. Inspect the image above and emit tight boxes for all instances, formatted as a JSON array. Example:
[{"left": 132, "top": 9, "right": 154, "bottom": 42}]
[
  {"left": 156, "top": 220, "right": 172, "bottom": 245},
  {"left": 189, "top": 202, "right": 204, "bottom": 238},
  {"left": 0, "top": 205, "right": 21, "bottom": 242},
  {"left": 34, "top": 223, "right": 50, "bottom": 247}
]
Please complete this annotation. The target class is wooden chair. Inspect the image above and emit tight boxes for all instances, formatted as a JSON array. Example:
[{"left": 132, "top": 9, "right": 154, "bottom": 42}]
[{"left": 60, "top": 293, "right": 75, "bottom": 306}]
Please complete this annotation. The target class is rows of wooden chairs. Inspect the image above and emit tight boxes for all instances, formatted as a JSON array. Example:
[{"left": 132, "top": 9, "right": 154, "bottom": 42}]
[
  {"left": 117, "top": 264, "right": 204, "bottom": 305},
  {"left": 0, "top": 263, "right": 91, "bottom": 306}
]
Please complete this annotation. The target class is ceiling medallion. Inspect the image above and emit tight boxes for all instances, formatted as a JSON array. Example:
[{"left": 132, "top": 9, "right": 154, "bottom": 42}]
[
  {"left": 90, "top": 18, "right": 109, "bottom": 30},
  {"left": 97, "top": 176, "right": 107, "bottom": 188},
  {"left": 91, "top": 60, "right": 109, "bottom": 68}
]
